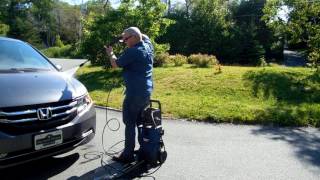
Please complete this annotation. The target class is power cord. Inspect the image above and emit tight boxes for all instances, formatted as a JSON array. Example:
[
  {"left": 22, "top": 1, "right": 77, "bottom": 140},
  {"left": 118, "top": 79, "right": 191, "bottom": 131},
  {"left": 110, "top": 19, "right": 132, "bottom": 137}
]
[
  {"left": 100, "top": 84, "right": 129, "bottom": 178},
  {"left": 84, "top": 75, "right": 165, "bottom": 179},
  {"left": 83, "top": 81, "right": 128, "bottom": 178}
]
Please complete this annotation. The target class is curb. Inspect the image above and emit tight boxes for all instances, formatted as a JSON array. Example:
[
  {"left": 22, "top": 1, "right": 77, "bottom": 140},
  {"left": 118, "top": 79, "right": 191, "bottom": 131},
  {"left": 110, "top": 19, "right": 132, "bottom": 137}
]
[
  {"left": 94, "top": 105, "right": 122, "bottom": 112},
  {"left": 94, "top": 105, "right": 175, "bottom": 121}
]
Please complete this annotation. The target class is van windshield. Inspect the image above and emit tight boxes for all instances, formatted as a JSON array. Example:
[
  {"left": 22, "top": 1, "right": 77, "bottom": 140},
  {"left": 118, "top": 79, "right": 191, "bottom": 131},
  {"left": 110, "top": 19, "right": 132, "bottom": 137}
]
[{"left": 0, "top": 40, "right": 56, "bottom": 72}]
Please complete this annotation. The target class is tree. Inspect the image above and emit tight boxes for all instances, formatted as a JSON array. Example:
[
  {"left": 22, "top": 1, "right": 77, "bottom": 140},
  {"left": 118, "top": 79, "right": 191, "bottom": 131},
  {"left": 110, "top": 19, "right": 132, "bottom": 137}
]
[
  {"left": 31, "top": 0, "right": 57, "bottom": 46},
  {"left": 158, "top": 8, "right": 191, "bottom": 55},
  {"left": 81, "top": 0, "right": 171, "bottom": 65},
  {"left": 230, "top": 0, "right": 275, "bottom": 64},
  {"left": 160, "top": 0, "right": 282, "bottom": 65},
  {"left": 0, "top": 1, "right": 10, "bottom": 36},
  {"left": 263, "top": 0, "right": 320, "bottom": 67},
  {"left": 189, "top": 0, "right": 230, "bottom": 53},
  {"left": 52, "top": 1, "right": 82, "bottom": 44},
  {"left": 6, "top": 0, "right": 42, "bottom": 46},
  {"left": 0, "top": 0, "right": 11, "bottom": 23},
  {"left": 2, "top": 0, "right": 57, "bottom": 47},
  {"left": 1, "top": 0, "right": 84, "bottom": 47},
  {"left": 167, "top": 0, "right": 234, "bottom": 62}
]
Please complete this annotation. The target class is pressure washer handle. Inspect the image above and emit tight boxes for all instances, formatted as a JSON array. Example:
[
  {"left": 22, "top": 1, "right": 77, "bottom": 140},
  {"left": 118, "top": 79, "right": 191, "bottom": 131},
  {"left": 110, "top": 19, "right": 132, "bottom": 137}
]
[{"left": 150, "top": 99, "right": 161, "bottom": 111}]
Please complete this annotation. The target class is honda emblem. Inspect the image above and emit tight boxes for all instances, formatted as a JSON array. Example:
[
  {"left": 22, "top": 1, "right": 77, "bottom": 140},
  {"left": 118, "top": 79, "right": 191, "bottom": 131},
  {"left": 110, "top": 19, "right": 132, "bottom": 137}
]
[{"left": 37, "top": 108, "right": 52, "bottom": 120}]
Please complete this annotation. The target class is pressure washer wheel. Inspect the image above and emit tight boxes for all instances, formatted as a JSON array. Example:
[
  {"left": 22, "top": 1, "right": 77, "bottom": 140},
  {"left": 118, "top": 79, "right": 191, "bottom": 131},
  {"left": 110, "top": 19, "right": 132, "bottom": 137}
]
[{"left": 158, "top": 148, "right": 167, "bottom": 164}]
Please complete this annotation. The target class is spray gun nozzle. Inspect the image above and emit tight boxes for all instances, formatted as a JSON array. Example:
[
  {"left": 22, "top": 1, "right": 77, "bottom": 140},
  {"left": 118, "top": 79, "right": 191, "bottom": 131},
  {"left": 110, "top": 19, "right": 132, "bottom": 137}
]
[{"left": 108, "top": 36, "right": 122, "bottom": 46}]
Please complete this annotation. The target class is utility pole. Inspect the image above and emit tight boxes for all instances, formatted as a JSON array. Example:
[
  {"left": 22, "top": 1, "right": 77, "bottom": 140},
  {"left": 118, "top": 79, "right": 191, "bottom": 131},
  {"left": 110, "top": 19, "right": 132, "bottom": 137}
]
[
  {"left": 79, "top": 0, "right": 85, "bottom": 42},
  {"left": 168, "top": 0, "right": 171, "bottom": 15}
]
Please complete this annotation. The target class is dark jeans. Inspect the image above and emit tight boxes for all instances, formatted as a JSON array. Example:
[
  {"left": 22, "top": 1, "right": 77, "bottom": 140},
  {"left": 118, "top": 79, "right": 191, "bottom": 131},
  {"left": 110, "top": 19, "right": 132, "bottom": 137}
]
[{"left": 122, "top": 95, "right": 150, "bottom": 157}]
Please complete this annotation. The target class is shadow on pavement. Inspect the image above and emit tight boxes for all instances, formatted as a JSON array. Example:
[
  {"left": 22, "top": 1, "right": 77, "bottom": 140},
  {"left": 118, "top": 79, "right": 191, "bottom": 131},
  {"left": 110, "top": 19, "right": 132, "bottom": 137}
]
[
  {"left": 68, "top": 159, "right": 156, "bottom": 180},
  {"left": 0, "top": 153, "right": 80, "bottom": 180},
  {"left": 252, "top": 126, "right": 320, "bottom": 168}
]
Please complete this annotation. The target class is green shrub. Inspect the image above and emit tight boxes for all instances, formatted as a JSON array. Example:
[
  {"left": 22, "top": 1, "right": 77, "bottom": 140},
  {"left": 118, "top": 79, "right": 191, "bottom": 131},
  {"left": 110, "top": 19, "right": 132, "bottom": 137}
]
[
  {"left": 154, "top": 43, "right": 170, "bottom": 56},
  {"left": 171, "top": 54, "right": 187, "bottom": 66},
  {"left": 187, "top": 54, "right": 201, "bottom": 64},
  {"left": 0, "top": 23, "right": 9, "bottom": 36},
  {"left": 154, "top": 53, "right": 170, "bottom": 67},
  {"left": 188, "top": 54, "right": 218, "bottom": 67},
  {"left": 41, "top": 45, "right": 73, "bottom": 58},
  {"left": 55, "top": 35, "right": 64, "bottom": 47},
  {"left": 308, "top": 48, "right": 320, "bottom": 69},
  {"left": 258, "top": 57, "right": 267, "bottom": 67}
]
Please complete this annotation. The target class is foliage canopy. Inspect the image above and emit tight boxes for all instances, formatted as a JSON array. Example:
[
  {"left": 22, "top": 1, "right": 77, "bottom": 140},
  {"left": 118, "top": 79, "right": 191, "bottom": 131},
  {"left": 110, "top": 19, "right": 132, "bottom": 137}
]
[{"left": 80, "top": 0, "right": 172, "bottom": 65}]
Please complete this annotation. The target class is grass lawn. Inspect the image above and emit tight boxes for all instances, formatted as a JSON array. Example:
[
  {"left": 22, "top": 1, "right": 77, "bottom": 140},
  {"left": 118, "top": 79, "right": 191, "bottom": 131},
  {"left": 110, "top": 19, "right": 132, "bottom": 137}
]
[{"left": 77, "top": 64, "right": 320, "bottom": 127}]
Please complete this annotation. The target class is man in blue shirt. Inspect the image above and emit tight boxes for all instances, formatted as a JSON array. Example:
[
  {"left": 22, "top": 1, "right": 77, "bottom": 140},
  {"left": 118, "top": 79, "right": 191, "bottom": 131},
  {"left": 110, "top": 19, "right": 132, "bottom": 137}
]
[{"left": 105, "top": 27, "right": 154, "bottom": 163}]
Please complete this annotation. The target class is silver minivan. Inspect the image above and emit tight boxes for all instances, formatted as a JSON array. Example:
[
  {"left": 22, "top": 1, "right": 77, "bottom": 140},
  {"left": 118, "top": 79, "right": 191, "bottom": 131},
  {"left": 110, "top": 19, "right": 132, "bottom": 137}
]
[{"left": 0, "top": 37, "right": 96, "bottom": 168}]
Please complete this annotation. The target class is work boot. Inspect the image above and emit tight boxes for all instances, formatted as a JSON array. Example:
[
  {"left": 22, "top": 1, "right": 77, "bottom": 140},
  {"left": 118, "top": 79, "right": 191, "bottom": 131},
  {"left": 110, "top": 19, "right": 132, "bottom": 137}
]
[{"left": 112, "top": 153, "right": 135, "bottom": 164}]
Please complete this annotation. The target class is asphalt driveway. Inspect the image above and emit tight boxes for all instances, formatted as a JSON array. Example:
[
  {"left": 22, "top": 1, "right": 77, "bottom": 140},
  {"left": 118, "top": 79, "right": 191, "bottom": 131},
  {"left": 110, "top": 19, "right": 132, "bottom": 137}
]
[{"left": 1, "top": 107, "right": 320, "bottom": 180}]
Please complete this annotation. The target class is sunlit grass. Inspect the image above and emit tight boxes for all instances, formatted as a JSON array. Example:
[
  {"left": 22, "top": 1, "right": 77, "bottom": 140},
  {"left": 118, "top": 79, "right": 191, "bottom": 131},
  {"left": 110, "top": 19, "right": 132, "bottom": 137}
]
[{"left": 77, "top": 64, "right": 320, "bottom": 126}]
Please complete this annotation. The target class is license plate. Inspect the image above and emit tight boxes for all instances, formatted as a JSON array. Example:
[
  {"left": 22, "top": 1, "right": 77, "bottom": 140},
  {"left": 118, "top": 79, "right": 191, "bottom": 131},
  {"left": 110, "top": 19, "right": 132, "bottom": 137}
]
[{"left": 34, "top": 130, "right": 63, "bottom": 150}]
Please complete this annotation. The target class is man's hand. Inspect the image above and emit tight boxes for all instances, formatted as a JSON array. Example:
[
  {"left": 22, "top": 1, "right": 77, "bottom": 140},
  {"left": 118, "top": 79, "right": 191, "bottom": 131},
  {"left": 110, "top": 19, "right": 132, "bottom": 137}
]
[
  {"left": 104, "top": 45, "right": 118, "bottom": 68},
  {"left": 104, "top": 45, "right": 114, "bottom": 56}
]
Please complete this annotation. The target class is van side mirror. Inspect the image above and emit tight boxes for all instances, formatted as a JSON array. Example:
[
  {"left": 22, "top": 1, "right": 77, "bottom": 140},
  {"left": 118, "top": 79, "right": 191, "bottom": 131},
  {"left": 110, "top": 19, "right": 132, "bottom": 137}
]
[{"left": 55, "top": 64, "right": 63, "bottom": 71}]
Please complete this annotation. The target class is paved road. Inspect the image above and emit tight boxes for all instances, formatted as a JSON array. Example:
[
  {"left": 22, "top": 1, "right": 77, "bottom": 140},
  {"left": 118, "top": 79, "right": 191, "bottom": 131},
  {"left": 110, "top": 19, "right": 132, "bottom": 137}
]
[
  {"left": 283, "top": 50, "right": 306, "bottom": 67},
  {"left": 2, "top": 108, "right": 320, "bottom": 180}
]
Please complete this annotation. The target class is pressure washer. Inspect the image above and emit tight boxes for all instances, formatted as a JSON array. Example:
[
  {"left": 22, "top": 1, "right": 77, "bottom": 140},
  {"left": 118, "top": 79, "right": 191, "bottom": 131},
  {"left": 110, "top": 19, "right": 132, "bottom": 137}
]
[
  {"left": 109, "top": 99, "right": 167, "bottom": 179},
  {"left": 138, "top": 100, "right": 167, "bottom": 166}
]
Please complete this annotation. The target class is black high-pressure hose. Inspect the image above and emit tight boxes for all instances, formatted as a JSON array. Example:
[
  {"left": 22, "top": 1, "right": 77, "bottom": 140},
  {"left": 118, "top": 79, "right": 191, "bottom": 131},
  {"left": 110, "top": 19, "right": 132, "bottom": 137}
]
[{"left": 78, "top": 57, "right": 127, "bottom": 177}]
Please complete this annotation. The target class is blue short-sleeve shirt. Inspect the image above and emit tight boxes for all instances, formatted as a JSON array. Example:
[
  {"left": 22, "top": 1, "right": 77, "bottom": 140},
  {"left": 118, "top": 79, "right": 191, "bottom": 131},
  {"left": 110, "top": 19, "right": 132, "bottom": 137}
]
[{"left": 116, "top": 37, "right": 154, "bottom": 97}]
